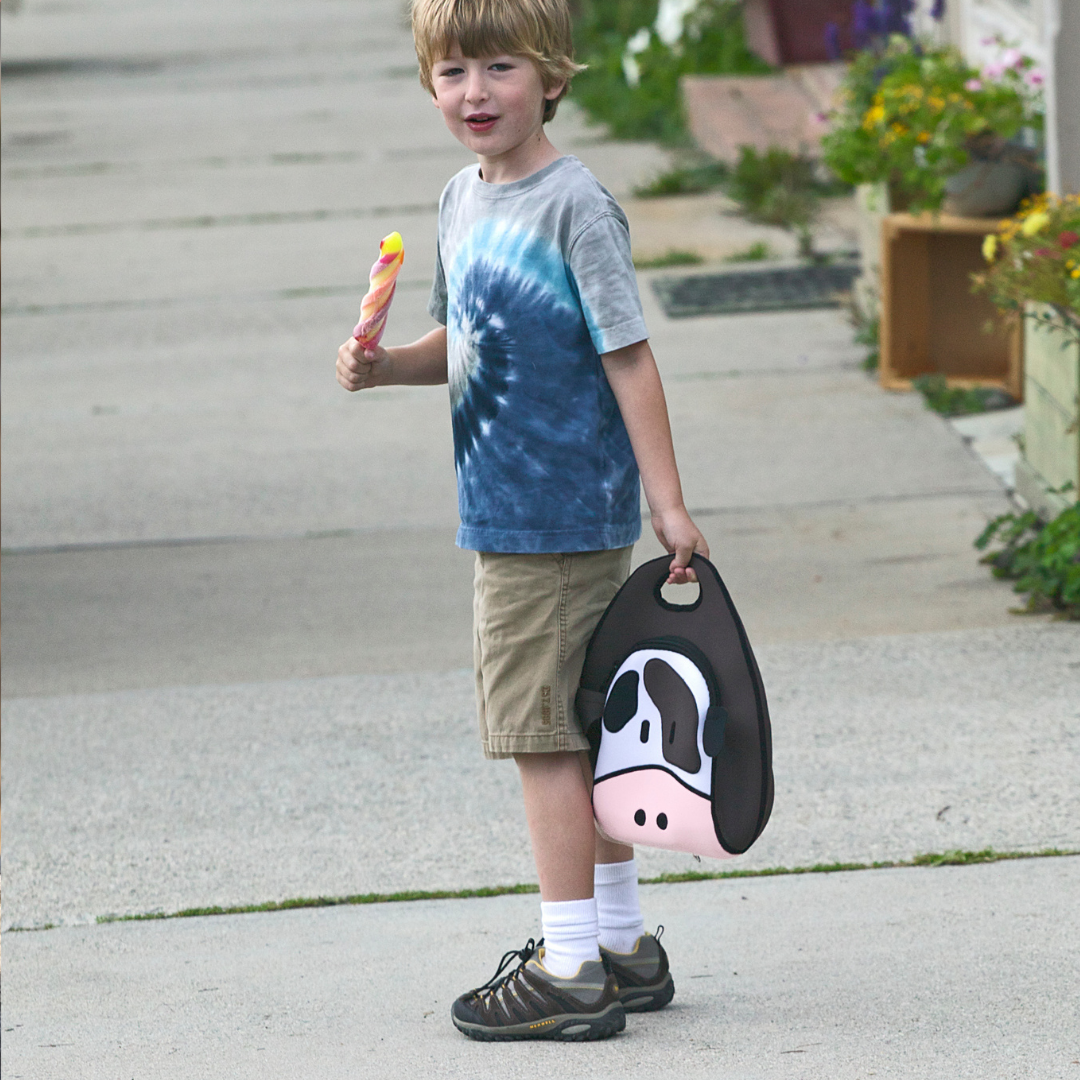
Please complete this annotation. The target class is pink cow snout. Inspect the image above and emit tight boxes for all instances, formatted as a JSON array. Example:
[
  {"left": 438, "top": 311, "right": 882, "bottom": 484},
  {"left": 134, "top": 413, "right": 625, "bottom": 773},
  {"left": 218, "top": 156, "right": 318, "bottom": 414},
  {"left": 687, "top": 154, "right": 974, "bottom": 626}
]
[{"left": 592, "top": 767, "right": 733, "bottom": 859}]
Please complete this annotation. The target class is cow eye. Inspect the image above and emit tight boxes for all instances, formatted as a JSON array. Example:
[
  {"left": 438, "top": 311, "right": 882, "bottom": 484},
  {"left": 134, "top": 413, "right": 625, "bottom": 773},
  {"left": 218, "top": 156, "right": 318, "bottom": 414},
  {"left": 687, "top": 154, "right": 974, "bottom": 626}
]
[{"left": 603, "top": 670, "right": 638, "bottom": 732}]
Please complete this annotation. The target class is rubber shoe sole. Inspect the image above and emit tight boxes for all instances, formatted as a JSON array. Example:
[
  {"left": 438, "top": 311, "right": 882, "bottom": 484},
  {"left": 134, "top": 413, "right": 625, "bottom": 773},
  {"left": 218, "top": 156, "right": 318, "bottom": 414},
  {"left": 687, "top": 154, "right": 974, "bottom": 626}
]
[
  {"left": 618, "top": 973, "right": 674, "bottom": 1013},
  {"left": 451, "top": 1000, "right": 626, "bottom": 1042}
]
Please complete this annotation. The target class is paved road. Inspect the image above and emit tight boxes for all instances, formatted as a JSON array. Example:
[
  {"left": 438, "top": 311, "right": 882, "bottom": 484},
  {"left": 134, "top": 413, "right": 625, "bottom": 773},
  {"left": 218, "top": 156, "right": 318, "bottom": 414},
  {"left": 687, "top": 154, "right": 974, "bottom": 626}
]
[{"left": 2, "top": 0, "right": 1078, "bottom": 1076}]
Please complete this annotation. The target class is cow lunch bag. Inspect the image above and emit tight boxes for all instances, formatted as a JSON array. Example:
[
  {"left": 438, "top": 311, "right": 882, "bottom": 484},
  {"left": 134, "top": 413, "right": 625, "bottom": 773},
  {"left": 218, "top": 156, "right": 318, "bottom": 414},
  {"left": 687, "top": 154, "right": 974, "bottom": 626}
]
[{"left": 575, "top": 553, "right": 773, "bottom": 859}]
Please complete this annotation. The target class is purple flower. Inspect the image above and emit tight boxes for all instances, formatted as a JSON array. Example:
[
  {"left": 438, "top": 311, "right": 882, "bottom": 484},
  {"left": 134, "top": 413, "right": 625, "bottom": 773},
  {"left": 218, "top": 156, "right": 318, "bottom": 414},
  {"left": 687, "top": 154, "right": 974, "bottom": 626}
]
[
  {"left": 930, "top": 0, "right": 946, "bottom": 20},
  {"left": 983, "top": 61, "right": 1007, "bottom": 79},
  {"left": 881, "top": 0, "right": 915, "bottom": 36},
  {"left": 824, "top": 21, "right": 842, "bottom": 60},
  {"left": 1001, "top": 47, "right": 1024, "bottom": 69},
  {"left": 1025, "top": 68, "right": 1045, "bottom": 87},
  {"left": 852, "top": 0, "right": 882, "bottom": 49},
  {"left": 964, "top": 78, "right": 982, "bottom": 92}
]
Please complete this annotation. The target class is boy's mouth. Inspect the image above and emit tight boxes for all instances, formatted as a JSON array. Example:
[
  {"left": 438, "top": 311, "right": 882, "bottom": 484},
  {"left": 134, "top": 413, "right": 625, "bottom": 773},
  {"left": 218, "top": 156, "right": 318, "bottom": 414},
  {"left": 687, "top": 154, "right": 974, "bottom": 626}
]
[{"left": 465, "top": 113, "right": 498, "bottom": 132}]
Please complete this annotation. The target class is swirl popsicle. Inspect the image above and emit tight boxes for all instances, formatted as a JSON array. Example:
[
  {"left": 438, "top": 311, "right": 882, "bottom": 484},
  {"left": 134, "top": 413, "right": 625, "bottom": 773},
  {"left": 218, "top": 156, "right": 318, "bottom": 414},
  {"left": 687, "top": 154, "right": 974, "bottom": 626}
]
[{"left": 353, "top": 231, "right": 404, "bottom": 349}]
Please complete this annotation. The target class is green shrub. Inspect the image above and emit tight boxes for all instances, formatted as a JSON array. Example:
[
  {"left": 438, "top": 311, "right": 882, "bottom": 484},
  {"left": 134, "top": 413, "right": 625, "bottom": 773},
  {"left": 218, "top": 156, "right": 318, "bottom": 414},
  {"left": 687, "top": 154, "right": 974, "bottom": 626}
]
[
  {"left": 570, "top": 0, "right": 769, "bottom": 142},
  {"left": 725, "top": 240, "right": 773, "bottom": 262},
  {"left": 633, "top": 159, "right": 729, "bottom": 196},
  {"left": 975, "top": 501, "right": 1080, "bottom": 618},
  {"left": 726, "top": 147, "right": 847, "bottom": 257}
]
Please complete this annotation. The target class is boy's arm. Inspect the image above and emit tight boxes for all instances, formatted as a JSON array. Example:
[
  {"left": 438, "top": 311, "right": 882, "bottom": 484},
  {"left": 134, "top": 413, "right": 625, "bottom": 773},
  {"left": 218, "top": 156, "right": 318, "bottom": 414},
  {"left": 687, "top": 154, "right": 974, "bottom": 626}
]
[
  {"left": 601, "top": 338, "right": 708, "bottom": 584},
  {"left": 336, "top": 326, "right": 448, "bottom": 391}
]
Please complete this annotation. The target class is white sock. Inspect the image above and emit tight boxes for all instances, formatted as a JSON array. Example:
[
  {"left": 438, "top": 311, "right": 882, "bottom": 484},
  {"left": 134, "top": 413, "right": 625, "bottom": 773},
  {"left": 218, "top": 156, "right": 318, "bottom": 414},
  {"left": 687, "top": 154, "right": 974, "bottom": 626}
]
[
  {"left": 594, "top": 859, "right": 646, "bottom": 954},
  {"left": 539, "top": 898, "right": 600, "bottom": 978}
]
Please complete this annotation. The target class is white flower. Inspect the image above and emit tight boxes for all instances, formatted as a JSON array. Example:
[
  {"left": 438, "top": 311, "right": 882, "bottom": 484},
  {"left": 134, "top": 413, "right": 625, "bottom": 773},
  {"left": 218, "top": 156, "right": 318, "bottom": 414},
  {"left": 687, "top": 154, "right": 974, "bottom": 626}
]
[
  {"left": 654, "top": 0, "right": 700, "bottom": 47},
  {"left": 622, "top": 27, "right": 651, "bottom": 87}
]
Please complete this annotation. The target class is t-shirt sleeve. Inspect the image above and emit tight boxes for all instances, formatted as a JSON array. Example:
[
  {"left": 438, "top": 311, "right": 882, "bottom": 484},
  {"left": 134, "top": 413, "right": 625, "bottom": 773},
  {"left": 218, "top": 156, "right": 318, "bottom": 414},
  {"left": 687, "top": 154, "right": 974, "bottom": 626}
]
[
  {"left": 428, "top": 234, "right": 448, "bottom": 325},
  {"left": 568, "top": 211, "right": 648, "bottom": 355}
]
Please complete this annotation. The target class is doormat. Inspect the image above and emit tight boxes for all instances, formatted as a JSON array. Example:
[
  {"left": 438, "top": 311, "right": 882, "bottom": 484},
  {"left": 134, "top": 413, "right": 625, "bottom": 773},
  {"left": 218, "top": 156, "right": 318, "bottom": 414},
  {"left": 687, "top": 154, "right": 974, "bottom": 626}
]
[{"left": 651, "top": 258, "right": 860, "bottom": 318}]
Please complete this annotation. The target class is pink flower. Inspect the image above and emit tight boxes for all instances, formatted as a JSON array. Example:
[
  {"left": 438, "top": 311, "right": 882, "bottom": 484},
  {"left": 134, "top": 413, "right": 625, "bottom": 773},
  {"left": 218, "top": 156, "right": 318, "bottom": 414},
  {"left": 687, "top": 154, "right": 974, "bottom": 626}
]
[
  {"left": 1059, "top": 231, "right": 1079, "bottom": 248},
  {"left": 964, "top": 78, "right": 983, "bottom": 92},
  {"left": 982, "top": 61, "right": 1006, "bottom": 79},
  {"left": 980, "top": 36, "right": 996, "bottom": 47},
  {"left": 1001, "top": 47, "right": 1024, "bottom": 69},
  {"left": 1025, "top": 69, "right": 1045, "bottom": 87}
]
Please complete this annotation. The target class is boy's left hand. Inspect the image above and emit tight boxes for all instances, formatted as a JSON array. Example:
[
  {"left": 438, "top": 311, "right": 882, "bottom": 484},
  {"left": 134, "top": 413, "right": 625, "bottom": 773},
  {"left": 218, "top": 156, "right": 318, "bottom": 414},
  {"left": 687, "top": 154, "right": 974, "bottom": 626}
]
[{"left": 651, "top": 506, "right": 709, "bottom": 584}]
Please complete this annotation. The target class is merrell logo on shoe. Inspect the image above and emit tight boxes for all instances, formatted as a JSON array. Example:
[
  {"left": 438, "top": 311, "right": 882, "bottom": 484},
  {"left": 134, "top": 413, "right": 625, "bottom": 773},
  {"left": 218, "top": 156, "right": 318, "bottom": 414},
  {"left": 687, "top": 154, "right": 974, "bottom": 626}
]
[
  {"left": 530, "top": 1017, "right": 559, "bottom": 1029},
  {"left": 540, "top": 686, "right": 552, "bottom": 726}
]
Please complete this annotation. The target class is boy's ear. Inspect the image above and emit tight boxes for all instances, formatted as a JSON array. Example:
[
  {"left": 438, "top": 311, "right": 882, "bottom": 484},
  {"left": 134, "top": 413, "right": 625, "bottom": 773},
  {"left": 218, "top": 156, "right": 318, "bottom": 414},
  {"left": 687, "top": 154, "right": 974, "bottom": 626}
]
[{"left": 544, "top": 80, "right": 567, "bottom": 101}]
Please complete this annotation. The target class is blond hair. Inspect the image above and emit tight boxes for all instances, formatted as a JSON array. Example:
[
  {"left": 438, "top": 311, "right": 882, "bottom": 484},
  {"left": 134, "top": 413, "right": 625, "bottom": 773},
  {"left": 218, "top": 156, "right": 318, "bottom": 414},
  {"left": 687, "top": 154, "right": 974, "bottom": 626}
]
[{"left": 412, "top": 0, "right": 585, "bottom": 122}]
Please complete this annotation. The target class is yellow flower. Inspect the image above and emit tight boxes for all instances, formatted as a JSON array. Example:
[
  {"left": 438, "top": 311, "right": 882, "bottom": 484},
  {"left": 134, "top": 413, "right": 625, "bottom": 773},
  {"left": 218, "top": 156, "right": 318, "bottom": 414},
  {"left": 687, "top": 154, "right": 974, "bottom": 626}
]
[
  {"left": 1022, "top": 211, "right": 1051, "bottom": 236},
  {"left": 863, "top": 104, "right": 886, "bottom": 129},
  {"left": 982, "top": 234, "right": 998, "bottom": 262},
  {"left": 928, "top": 96, "right": 945, "bottom": 111},
  {"left": 1072, "top": 268, "right": 1080, "bottom": 279},
  {"left": 891, "top": 122, "right": 908, "bottom": 136},
  {"left": 917, "top": 131, "right": 931, "bottom": 144}
]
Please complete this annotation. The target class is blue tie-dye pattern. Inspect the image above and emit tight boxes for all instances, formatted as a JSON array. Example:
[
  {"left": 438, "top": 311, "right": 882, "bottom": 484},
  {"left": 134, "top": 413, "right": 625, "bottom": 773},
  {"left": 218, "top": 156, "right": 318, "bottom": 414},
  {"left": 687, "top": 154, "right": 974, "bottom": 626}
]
[{"left": 447, "top": 220, "right": 640, "bottom": 551}]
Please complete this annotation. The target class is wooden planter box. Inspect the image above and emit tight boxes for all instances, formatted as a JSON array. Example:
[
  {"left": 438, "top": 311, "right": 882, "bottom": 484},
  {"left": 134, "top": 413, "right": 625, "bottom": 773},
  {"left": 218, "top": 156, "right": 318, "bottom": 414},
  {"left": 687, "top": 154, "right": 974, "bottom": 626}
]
[
  {"left": 1015, "top": 308, "right": 1080, "bottom": 519},
  {"left": 743, "top": 0, "right": 855, "bottom": 65},
  {"left": 879, "top": 212, "right": 1023, "bottom": 401}
]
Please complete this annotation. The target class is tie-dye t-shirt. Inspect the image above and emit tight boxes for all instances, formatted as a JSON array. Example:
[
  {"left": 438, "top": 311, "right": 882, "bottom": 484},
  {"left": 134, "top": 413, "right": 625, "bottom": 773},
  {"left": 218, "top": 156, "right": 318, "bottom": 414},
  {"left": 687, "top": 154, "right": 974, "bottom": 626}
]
[{"left": 429, "top": 155, "right": 647, "bottom": 554}]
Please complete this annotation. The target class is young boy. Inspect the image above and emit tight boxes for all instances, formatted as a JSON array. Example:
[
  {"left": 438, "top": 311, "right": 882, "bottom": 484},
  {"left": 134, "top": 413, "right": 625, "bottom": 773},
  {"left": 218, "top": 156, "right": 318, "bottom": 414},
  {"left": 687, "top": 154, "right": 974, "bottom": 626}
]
[{"left": 336, "top": 0, "right": 708, "bottom": 1042}]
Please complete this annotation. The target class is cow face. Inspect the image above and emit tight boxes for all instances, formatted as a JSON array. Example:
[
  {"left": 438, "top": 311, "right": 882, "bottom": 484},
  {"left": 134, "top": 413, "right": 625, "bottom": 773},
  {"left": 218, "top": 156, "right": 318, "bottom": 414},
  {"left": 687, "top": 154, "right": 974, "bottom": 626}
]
[{"left": 592, "top": 648, "right": 732, "bottom": 859}]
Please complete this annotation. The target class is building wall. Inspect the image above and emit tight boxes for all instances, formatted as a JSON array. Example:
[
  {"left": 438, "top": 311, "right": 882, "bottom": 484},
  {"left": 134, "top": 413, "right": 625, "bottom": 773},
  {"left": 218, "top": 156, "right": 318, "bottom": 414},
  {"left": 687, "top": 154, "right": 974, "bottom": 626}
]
[
  {"left": 1053, "top": 0, "right": 1080, "bottom": 193},
  {"left": 945, "top": 0, "right": 1078, "bottom": 195}
]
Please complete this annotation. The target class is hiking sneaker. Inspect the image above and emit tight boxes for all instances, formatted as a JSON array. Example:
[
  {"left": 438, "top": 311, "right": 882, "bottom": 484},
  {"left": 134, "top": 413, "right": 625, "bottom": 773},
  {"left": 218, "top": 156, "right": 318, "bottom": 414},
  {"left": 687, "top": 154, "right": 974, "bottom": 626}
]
[
  {"left": 451, "top": 937, "right": 626, "bottom": 1042},
  {"left": 599, "top": 927, "right": 675, "bottom": 1012}
]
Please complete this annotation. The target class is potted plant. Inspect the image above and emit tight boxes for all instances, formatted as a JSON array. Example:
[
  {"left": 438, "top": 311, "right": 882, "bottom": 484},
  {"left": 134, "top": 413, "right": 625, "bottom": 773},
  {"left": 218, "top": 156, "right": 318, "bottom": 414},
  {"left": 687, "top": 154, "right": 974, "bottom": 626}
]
[
  {"left": 976, "top": 194, "right": 1080, "bottom": 519},
  {"left": 821, "top": 36, "right": 1042, "bottom": 214}
]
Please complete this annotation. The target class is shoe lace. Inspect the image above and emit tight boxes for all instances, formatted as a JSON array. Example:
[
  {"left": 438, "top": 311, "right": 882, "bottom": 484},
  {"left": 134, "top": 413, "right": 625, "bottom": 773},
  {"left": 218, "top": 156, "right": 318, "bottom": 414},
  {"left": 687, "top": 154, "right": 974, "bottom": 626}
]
[{"left": 474, "top": 936, "right": 544, "bottom": 998}]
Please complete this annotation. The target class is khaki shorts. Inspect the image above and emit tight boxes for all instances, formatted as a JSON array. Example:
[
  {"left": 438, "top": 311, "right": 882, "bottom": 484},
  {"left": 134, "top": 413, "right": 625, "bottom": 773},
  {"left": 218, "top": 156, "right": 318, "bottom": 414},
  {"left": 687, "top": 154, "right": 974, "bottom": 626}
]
[{"left": 473, "top": 547, "right": 634, "bottom": 759}]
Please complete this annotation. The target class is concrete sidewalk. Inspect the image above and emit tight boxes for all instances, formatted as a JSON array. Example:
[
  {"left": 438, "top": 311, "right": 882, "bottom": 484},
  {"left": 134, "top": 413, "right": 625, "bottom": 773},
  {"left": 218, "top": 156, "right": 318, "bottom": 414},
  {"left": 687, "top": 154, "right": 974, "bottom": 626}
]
[
  {"left": 3, "top": 0, "right": 1079, "bottom": 1076},
  {"left": 5, "top": 858, "right": 1079, "bottom": 1078},
  {"left": 3, "top": 623, "right": 1078, "bottom": 931}
]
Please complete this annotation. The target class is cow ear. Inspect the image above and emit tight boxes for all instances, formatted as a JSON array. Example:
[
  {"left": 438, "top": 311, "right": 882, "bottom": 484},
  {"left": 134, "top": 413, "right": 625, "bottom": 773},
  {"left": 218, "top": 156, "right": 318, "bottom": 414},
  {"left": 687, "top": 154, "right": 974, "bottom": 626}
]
[
  {"left": 603, "top": 670, "right": 639, "bottom": 732},
  {"left": 703, "top": 705, "right": 728, "bottom": 757}
]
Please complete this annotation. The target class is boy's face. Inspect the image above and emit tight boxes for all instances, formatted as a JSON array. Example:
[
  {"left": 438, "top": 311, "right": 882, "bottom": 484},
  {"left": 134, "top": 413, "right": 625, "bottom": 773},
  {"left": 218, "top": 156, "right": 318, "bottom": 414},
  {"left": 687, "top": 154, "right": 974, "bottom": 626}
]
[{"left": 430, "top": 46, "right": 563, "bottom": 164}]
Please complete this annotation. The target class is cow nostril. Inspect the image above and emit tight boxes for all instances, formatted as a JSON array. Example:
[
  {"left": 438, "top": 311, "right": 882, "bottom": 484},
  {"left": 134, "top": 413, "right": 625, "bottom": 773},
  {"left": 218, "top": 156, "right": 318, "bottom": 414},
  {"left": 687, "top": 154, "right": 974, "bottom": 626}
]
[
  {"left": 634, "top": 809, "right": 646, "bottom": 826},
  {"left": 656, "top": 813, "right": 668, "bottom": 830},
  {"left": 639, "top": 719, "right": 650, "bottom": 743}
]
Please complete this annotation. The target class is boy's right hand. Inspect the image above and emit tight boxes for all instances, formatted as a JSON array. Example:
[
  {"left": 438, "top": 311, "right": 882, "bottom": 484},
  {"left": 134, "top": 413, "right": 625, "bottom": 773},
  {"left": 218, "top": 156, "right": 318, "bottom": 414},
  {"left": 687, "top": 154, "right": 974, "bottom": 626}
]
[{"left": 336, "top": 338, "right": 391, "bottom": 391}]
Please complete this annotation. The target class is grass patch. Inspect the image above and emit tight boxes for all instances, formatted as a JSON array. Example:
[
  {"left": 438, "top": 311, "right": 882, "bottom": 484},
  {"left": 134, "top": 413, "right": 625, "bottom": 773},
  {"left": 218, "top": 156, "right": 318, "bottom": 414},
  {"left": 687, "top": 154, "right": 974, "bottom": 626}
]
[
  {"left": 633, "top": 249, "right": 705, "bottom": 269},
  {"left": 65, "top": 848, "right": 1075, "bottom": 930},
  {"left": 641, "top": 847, "right": 1075, "bottom": 885},
  {"left": 913, "top": 374, "right": 1016, "bottom": 416},
  {"left": 724, "top": 240, "right": 774, "bottom": 263}
]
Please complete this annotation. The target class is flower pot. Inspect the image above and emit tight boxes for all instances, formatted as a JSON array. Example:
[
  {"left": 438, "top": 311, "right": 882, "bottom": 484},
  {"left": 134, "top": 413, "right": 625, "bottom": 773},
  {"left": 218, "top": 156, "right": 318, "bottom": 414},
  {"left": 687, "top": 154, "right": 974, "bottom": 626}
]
[
  {"left": 1015, "top": 306, "right": 1080, "bottom": 519},
  {"left": 942, "top": 161, "right": 1028, "bottom": 218}
]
